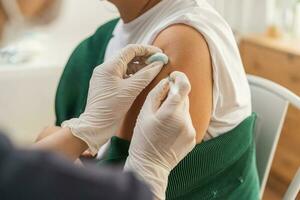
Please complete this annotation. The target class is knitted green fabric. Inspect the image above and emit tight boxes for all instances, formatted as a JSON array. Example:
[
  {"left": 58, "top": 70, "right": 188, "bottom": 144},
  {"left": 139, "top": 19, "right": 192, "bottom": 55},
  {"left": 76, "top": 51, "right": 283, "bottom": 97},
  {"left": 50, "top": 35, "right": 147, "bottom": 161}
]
[
  {"left": 96, "top": 115, "right": 259, "bottom": 200},
  {"left": 55, "top": 19, "right": 260, "bottom": 200},
  {"left": 55, "top": 19, "right": 119, "bottom": 125}
]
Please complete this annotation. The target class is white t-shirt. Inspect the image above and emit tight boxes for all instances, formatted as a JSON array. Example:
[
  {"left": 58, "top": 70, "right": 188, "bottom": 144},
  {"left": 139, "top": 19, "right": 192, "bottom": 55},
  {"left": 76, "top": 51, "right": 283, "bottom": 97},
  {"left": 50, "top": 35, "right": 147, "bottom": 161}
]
[{"left": 104, "top": 0, "right": 251, "bottom": 140}]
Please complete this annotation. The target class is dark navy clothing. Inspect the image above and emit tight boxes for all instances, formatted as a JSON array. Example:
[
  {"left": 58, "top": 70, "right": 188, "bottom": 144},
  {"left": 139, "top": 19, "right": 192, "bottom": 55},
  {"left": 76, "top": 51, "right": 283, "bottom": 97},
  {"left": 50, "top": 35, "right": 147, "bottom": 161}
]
[{"left": 0, "top": 134, "right": 152, "bottom": 200}]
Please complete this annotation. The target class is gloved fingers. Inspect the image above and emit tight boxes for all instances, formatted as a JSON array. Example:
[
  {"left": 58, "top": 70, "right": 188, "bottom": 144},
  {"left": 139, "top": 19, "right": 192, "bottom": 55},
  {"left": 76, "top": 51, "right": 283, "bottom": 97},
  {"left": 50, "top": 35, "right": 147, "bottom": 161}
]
[
  {"left": 169, "top": 71, "right": 191, "bottom": 98},
  {"left": 157, "top": 71, "right": 191, "bottom": 115},
  {"left": 131, "top": 61, "right": 164, "bottom": 79},
  {"left": 129, "top": 60, "right": 164, "bottom": 83},
  {"left": 144, "top": 77, "right": 170, "bottom": 112},
  {"left": 182, "top": 97, "right": 196, "bottom": 139},
  {"left": 120, "top": 44, "right": 162, "bottom": 64},
  {"left": 125, "top": 61, "right": 165, "bottom": 97},
  {"left": 113, "top": 44, "right": 162, "bottom": 77},
  {"left": 172, "top": 97, "right": 196, "bottom": 161}
]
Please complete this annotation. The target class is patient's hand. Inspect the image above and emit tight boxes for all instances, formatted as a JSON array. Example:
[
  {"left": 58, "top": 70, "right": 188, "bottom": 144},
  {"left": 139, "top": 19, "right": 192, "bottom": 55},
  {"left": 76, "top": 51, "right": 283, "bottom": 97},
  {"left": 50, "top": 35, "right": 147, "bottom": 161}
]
[
  {"left": 36, "top": 126, "right": 61, "bottom": 142},
  {"left": 36, "top": 126, "right": 93, "bottom": 158},
  {"left": 118, "top": 24, "right": 213, "bottom": 143}
]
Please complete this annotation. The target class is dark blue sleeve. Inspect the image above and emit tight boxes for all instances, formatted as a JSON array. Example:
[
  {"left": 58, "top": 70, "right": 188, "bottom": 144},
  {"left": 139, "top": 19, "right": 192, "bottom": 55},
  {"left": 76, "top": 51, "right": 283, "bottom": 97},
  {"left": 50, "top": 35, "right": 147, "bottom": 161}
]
[{"left": 0, "top": 134, "right": 152, "bottom": 200}]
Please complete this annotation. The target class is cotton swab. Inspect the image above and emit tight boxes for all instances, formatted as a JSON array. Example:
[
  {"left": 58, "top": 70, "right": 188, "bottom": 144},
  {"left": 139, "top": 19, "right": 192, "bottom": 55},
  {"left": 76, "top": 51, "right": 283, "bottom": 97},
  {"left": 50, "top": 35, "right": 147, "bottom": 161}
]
[{"left": 145, "top": 52, "right": 169, "bottom": 65}]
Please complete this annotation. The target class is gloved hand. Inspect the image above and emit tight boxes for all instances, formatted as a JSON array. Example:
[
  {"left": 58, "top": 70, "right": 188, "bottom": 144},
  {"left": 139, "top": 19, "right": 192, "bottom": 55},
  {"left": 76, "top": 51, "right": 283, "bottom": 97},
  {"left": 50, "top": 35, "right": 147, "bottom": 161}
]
[
  {"left": 62, "top": 44, "right": 164, "bottom": 155},
  {"left": 124, "top": 71, "right": 196, "bottom": 200}
]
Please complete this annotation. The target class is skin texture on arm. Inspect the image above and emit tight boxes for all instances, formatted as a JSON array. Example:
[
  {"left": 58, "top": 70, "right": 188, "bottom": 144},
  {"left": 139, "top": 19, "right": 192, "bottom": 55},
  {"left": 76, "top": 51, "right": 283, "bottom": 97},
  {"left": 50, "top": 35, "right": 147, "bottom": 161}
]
[
  {"left": 36, "top": 127, "right": 95, "bottom": 159},
  {"left": 35, "top": 126, "right": 61, "bottom": 142},
  {"left": 33, "top": 127, "right": 87, "bottom": 161},
  {"left": 17, "top": 0, "right": 57, "bottom": 18},
  {"left": 119, "top": 24, "right": 213, "bottom": 143}
]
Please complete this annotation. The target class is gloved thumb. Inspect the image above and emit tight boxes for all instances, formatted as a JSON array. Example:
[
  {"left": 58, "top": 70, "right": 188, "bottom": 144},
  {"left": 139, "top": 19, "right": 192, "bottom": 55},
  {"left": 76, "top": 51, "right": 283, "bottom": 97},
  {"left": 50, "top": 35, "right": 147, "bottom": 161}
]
[
  {"left": 144, "top": 77, "right": 170, "bottom": 112},
  {"left": 105, "top": 44, "right": 162, "bottom": 78},
  {"left": 158, "top": 71, "right": 191, "bottom": 114},
  {"left": 169, "top": 71, "right": 191, "bottom": 98}
]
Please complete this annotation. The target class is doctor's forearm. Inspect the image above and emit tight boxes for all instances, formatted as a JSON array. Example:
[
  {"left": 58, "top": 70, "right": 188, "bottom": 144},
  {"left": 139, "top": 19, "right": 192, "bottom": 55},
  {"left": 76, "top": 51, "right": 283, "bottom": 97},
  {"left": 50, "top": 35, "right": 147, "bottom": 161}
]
[{"left": 32, "top": 127, "right": 87, "bottom": 161}]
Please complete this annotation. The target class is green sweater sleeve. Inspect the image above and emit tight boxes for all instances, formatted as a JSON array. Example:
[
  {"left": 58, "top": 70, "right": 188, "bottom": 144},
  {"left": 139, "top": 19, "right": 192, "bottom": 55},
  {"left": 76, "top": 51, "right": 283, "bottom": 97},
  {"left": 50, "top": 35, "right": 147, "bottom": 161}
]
[
  {"left": 97, "top": 136, "right": 130, "bottom": 167},
  {"left": 55, "top": 19, "right": 119, "bottom": 126}
]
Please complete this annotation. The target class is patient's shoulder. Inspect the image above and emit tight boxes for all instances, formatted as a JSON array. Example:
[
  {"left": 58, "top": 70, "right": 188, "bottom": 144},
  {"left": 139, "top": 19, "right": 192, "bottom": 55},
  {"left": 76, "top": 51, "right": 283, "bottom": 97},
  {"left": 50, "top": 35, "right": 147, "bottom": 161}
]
[
  {"left": 153, "top": 24, "right": 211, "bottom": 70},
  {"left": 152, "top": 24, "right": 213, "bottom": 142},
  {"left": 152, "top": 24, "right": 212, "bottom": 89}
]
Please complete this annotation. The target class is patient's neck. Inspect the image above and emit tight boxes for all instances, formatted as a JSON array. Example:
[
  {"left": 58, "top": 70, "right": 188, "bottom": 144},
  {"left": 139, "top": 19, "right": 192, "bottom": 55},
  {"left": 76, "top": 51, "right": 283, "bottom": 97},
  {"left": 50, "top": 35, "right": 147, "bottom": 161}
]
[{"left": 110, "top": 0, "right": 161, "bottom": 23}]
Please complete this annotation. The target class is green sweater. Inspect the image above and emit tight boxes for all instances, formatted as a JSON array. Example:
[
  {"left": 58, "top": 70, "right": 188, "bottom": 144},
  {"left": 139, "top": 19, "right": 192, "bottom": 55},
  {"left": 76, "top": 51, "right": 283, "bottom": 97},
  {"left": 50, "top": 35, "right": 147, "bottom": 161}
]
[{"left": 55, "top": 19, "right": 260, "bottom": 200}]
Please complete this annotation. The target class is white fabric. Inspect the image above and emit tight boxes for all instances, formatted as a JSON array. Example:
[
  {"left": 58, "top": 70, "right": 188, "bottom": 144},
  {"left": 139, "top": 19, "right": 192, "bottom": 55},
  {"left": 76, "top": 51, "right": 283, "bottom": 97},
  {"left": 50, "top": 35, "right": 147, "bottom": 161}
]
[
  {"left": 63, "top": 45, "right": 164, "bottom": 154},
  {"left": 124, "top": 71, "right": 196, "bottom": 200},
  {"left": 104, "top": 0, "right": 251, "bottom": 140}
]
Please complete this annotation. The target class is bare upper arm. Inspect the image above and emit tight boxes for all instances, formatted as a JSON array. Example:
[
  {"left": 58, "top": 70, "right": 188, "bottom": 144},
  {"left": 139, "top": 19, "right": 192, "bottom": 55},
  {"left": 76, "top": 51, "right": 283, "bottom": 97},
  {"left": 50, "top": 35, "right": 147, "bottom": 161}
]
[{"left": 119, "top": 24, "right": 213, "bottom": 143}]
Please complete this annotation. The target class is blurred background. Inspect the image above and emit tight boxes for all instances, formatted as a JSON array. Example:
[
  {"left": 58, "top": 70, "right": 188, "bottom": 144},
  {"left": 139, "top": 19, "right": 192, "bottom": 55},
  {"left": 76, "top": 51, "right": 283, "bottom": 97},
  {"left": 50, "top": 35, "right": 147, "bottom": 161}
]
[{"left": 0, "top": 0, "right": 299, "bottom": 199}]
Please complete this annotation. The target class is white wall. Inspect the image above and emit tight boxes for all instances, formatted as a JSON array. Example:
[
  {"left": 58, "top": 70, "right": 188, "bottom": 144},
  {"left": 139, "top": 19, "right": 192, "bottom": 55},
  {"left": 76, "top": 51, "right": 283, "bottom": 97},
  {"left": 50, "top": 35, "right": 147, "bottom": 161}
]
[{"left": 209, "top": 0, "right": 275, "bottom": 33}]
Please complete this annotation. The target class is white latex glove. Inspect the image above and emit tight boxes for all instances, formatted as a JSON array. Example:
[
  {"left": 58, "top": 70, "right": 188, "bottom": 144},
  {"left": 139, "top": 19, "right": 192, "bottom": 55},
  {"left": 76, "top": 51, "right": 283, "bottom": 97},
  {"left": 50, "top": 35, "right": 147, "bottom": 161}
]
[
  {"left": 62, "top": 44, "right": 165, "bottom": 155},
  {"left": 124, "top": 71, "right": 197, "bottom": 200}
]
